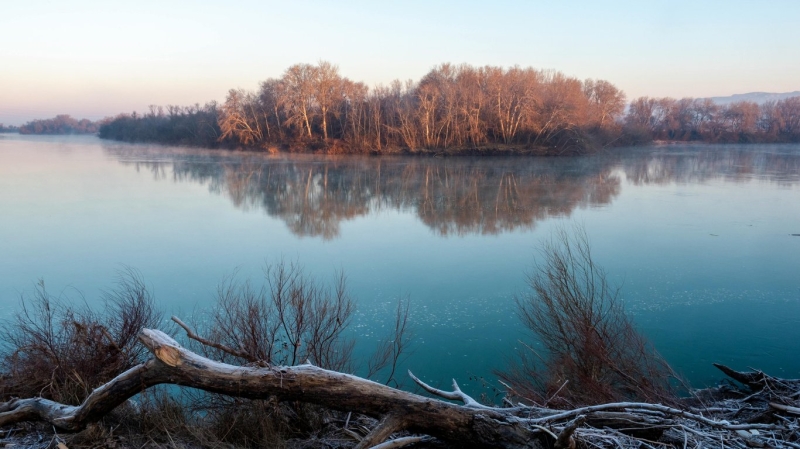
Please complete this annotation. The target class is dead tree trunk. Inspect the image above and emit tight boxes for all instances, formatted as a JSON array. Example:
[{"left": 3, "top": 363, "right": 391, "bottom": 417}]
[
  {"left": 0, "top": 329, "right": 540, "bottom": 447},
  {"left": 0, "top": 329, "right": 794, "bottom": 448}
]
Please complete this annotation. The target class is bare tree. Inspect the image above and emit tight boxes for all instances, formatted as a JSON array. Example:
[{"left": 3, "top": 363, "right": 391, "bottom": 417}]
[
  {"left": 722, "top": 101, "right": 760, "bottom": 134},
  {"left": 313, "top": 61, "right": 344, "bottom": 141},
  {"left": 387, "top": 79, "right": 420, "bottom": 149},
  {"left": 456, "top": 64, "right": 487, "bottom": 146},
  {"left": 486, "top": 66, "right": 536, "bottom": 145},
  {"left": 258, "top": 78, "right": 287, "bottom": 142},
  {"left": 219, "top": 89, "right": 263, "bottom": 146},
  {"left": 583, "top": 79, "right": 626, "bottom": 129},
  {"left": 626, "top": 96, "right": 658, "bottom": 130},
  {"left": 282, "top": 63, "right": 318, "bottom": 139}
]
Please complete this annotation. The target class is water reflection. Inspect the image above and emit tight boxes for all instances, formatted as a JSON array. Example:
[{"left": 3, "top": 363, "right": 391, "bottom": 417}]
[
  {"left": 621, "top": 145, "right": 800, "bottom": 186},
  {"left": 107, "top": 147, "right": 620, "bottom": 239},
  {"left": 104, "top": 144, "right": 800, "bottom": 239}
]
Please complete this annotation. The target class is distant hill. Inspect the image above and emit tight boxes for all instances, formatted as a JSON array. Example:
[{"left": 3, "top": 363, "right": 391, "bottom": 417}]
[{"left": 708, "top": 91, "right": 800, "bottom": 105}]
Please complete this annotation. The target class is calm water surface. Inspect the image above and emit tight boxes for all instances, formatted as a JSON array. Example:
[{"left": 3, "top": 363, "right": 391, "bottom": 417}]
[{"left": 1, "top": 134, "right": 799, "bottom": 394}]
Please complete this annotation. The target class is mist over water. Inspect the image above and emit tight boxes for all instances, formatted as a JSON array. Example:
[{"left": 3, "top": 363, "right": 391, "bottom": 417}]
[{"left": 1, "top": 134, "right": 798, "bottom": 394}]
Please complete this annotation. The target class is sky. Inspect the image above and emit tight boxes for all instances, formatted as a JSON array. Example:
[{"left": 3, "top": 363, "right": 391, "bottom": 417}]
[{"left": 1, "top": 0, "right": 799, "bottom": 125}]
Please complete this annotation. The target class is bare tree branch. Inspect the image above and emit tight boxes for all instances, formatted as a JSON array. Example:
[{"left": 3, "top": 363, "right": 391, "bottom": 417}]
[{"left": 171, "top": 316, "right": 256, "bottom": 362}]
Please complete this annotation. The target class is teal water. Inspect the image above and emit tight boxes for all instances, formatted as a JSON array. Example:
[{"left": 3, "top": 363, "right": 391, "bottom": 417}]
[{"left": 1, "top": 134, "right": 798, "bottom": 395}]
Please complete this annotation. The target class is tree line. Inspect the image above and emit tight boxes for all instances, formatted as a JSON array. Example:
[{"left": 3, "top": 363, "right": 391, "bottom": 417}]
[
  {"left": 18, "top": 114, "right": 99, "bottom": 135},
  {"left": 98, "top": 104, "right": 221, "bottom": 147},
  {"left": 0, "top": 123, "right": 19, "bottom": 133},
  {"left": 96, "top": 61, "right": 800, "bottom": 153},
  {"left": 625, "top": 96, "right": 800, "bottom": 143},
  {"left": 100, "top": 61, "right": 627, "bottom": 154}
]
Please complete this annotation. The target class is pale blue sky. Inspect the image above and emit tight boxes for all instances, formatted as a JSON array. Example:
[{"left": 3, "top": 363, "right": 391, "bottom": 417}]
[{"left": 1, "top": 0, "right": 798, "bottom": 125}]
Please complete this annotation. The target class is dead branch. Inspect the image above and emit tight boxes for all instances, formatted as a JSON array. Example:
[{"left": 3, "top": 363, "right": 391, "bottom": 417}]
[
  {"left": 770, "top": 402, "right": 800, "bottom": 415},
  {"left": 554, "top": 415, "right": 585, "bottom": 449},
  {"left": 354, "top": 414, "right": 405, "bottom": 449},
  {"left": 171, "top": 315, "right": 255, "bottom": 362},
  {"left": 369, "top": 436, "right": 433, "bottom": 449},
  {"left": 408, "top": 370, "right": 499, "bottom": 410},
  {"left": 714, "top": 363, "right": 768, "bottom": 390}
]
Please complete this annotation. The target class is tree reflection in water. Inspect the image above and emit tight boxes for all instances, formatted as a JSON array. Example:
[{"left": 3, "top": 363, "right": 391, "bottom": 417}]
[{"left": 105, "top": 144, "right": 799, "bottom": 240}]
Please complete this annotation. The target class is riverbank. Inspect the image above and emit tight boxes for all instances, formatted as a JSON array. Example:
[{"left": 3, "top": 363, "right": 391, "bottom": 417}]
[
  {"left": 270, "top": 140, "right": 595, "bottom": 156},
  {"left": 1, "top": 361, "right": 797, "bottom": 449}
]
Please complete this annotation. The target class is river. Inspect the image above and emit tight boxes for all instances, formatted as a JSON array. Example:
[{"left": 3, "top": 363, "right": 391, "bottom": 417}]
[{"left": 1, "top": 133, "right": 798, "bottom": 396}]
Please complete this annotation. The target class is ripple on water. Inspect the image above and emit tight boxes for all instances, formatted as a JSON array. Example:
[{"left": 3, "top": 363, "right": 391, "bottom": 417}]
[
  {"left": 352, "top": 292, "right": 516, "bottom": 343},
  {"left": 627, "top": 287, "right": 799, "bottom": 314}
]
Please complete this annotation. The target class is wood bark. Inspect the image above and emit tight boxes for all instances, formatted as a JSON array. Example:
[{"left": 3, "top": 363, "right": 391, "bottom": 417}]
[{"left": 0, "top": 330, "right": 795, "bottom": 448}]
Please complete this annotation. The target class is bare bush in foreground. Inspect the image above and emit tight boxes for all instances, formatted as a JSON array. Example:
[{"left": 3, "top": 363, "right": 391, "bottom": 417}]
[
  {"left": 366, "top": 296, "right": 413, "bottom": 387},
  {"left": 0, "top": 269, "right": 161, "bottom": 403},
  {"left": 3, "top": 260, "right": 799, "bottom": 448},
  {"left": 192, "top": 261, "right": 356, "bottom": 372},
  {"left": 500, "top": 226, "right": 676, "bottom": 407}
]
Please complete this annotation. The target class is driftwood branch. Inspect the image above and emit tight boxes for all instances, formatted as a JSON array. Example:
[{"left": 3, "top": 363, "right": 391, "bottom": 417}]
[
  {"left": 713, "top": 363, "right": 768, "bottom": 389},
  {"left": 171, "top": 315, "right": 256, "bottom": 362},
  {"left": 354, "top": 414, "right": 405, "bottom": 449},
  {"left": 408, "top": 370, "right": 497, "bottom": 410},
  {"left": 1, "top": 328, "right": 799, "bottom": 448},
  {"left": 554, "top": 415, "right": 585, "bottom": 449},
  {"left": 770, "top": 402, "right": 800, "bottom": 415},
  {"left": 368, "top": 436, "right": 432, "bottom": 449}
]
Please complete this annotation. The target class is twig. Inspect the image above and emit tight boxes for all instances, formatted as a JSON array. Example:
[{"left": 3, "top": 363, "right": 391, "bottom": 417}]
[
  {"left": 545, "top": 380, "right": 569, "bottom": 407},
  {"left": 343, "top": 428, "right": 363, "bottom": 442}
]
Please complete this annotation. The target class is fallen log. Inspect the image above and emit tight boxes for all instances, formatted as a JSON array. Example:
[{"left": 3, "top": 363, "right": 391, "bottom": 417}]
[
  {"left": 0, "top": 329, "right": 542, "bottom": 448},
  {"left": 1, "top": 328, "right": 798, "bottom": 448}
]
